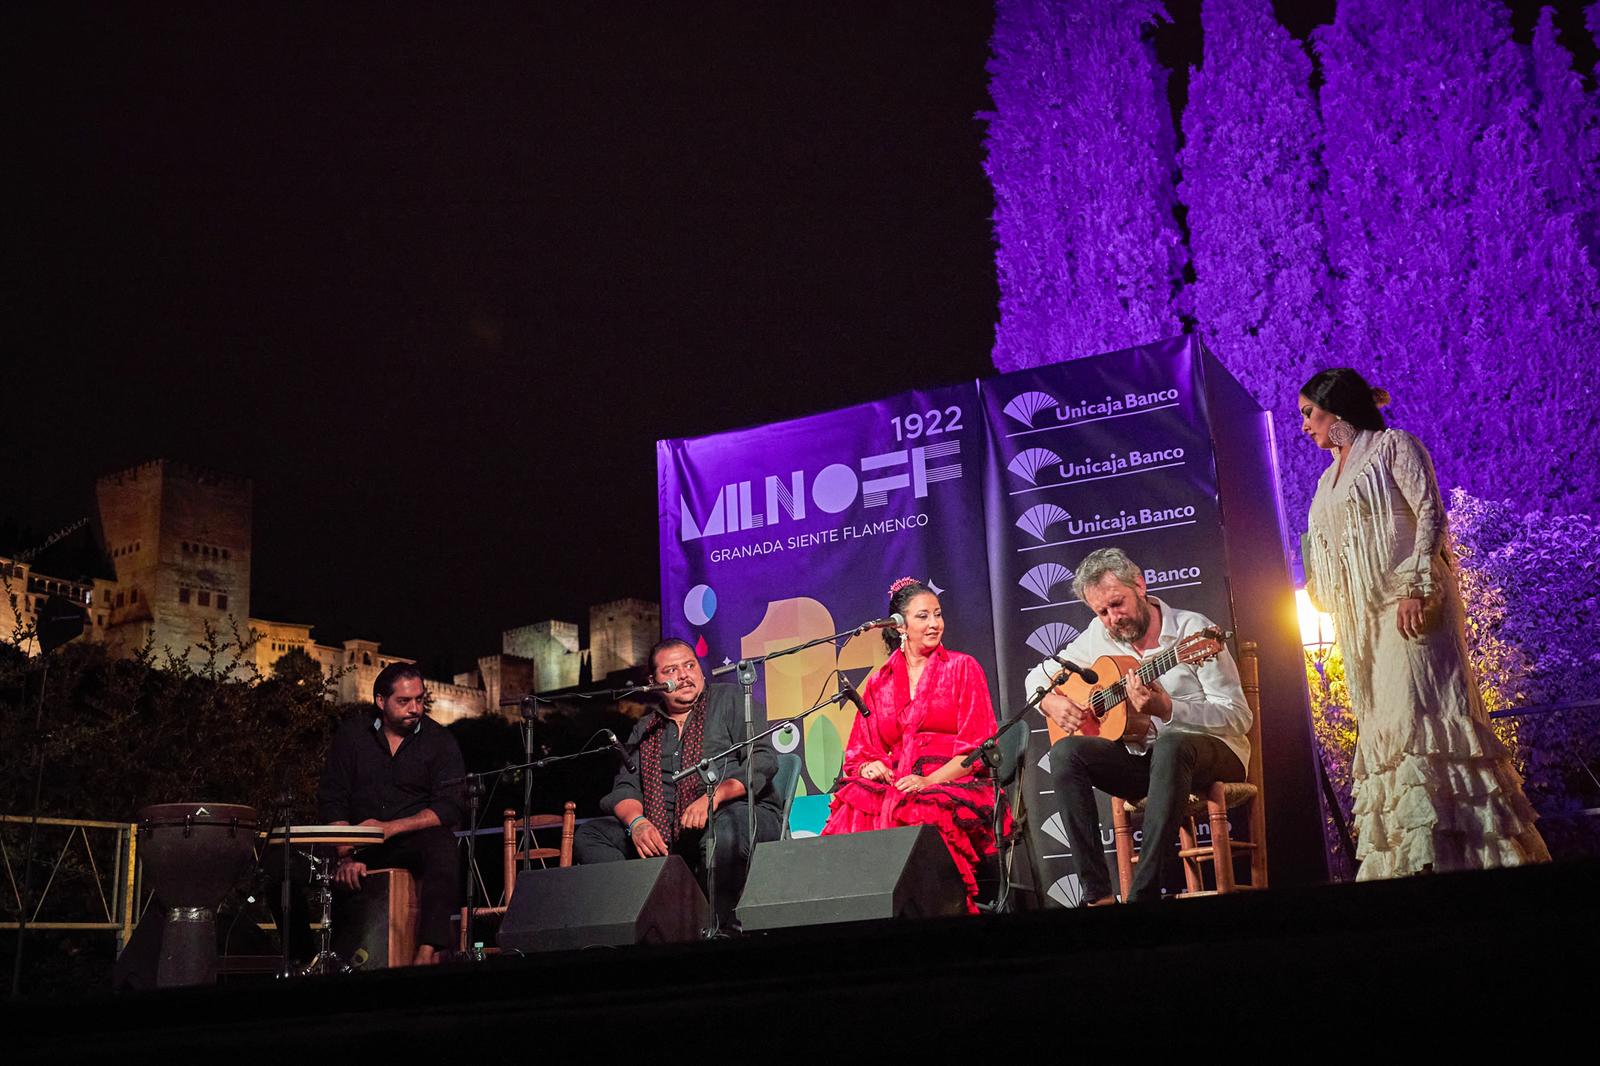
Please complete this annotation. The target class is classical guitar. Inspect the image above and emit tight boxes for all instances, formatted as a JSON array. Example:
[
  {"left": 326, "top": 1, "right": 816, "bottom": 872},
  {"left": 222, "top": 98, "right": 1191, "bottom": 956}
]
[{"left": 1043, "top": 626, "right": 1232, "bottom": 744}]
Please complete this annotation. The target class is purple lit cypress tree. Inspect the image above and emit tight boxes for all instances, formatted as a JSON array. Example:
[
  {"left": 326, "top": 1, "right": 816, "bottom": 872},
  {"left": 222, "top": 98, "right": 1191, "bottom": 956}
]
[
  {"left": 1314, "top": 0, "right": 1600, "bottom": 513},
  {"left": 983, "top": 0, "right": 1187, "bottom": 371},
  {"left": 1179, "top": 0, "right": 1333, "bottom": 541},
  {"left": 1531, "top": 8, "right": 1600, "bottom": 256},
  {"left": 1592, "top": 3, "right": 1600, "bottom": 79}
]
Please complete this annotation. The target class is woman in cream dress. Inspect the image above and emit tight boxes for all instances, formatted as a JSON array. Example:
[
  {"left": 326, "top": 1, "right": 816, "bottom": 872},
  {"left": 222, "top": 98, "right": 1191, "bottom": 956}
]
[{"left": 1298, "top": 368, "right": 1548, "bottom": 879}]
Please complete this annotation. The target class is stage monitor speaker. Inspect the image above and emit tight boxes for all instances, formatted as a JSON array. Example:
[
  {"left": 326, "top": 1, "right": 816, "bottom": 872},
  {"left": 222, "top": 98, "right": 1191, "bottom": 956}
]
[
  {"left": 735, "top": 825, "right": 966, "bottom": 931},
  {"left": 496, "top": 855, "right": 707, "bottom": 953}
]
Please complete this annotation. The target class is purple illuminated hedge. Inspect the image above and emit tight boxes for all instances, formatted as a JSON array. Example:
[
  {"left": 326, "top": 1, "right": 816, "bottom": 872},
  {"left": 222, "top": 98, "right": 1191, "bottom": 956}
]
[{"left": 986, "top": 0, "right": 1600, "bottom": 536}]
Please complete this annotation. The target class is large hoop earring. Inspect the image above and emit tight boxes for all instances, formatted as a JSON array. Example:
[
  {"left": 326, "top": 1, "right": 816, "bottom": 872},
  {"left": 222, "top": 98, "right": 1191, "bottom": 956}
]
[{"left": 1329, "top": 418, "right": 1357, "bottom": 448}]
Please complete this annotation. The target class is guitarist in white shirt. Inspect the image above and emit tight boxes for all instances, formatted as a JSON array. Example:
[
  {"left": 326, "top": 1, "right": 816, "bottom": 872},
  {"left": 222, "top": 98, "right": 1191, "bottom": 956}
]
[{"left": 1023, "top": 547, "right": 1250, "bottom": 905}]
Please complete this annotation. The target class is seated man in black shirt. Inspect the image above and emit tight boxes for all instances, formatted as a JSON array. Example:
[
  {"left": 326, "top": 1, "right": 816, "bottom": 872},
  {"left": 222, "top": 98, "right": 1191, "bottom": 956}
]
[
  {"left": 317, "top": 662, "right": 466, "bottom": 965},
  {"left": 574, "top": 637, "right": 784, "bottom": 924}
]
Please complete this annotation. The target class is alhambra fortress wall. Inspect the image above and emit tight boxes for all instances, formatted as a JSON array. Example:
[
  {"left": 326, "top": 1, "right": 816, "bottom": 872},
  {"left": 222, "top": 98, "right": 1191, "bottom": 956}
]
[{"left": 3, "top": 460, "right": 659, "bottom": 726}]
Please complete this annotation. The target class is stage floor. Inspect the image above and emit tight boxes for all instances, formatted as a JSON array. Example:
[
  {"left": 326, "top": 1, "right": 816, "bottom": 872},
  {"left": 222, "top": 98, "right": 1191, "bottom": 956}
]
[{"left": 13, "top": 859, "right": 1598, "bottom": 1059}]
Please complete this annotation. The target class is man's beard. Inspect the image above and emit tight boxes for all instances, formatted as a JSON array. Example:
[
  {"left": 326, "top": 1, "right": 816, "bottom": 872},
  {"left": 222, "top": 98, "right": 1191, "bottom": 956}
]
[{"left": 1107, "top": 601, "right": 1151, "bottom": 642}]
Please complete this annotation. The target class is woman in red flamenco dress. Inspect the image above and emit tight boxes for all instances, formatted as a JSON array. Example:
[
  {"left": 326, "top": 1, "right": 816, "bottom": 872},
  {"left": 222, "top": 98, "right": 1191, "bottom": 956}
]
[{"left": 822, "top": 578, "right": 1009, "bottom": 913}]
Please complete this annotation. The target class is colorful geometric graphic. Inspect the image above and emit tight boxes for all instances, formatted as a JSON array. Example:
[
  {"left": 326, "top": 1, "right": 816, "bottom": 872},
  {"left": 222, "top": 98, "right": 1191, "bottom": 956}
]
[{"left": 683, "top": 583, "right": 718, "bottom": 626}]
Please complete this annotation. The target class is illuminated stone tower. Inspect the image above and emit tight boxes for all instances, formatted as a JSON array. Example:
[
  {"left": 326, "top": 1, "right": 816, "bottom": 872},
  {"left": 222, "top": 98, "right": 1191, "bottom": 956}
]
[
  {"left": 95, "top": 460, "right": 252, "bottom": 661},
  {"left": 588, "top": 598, "right": 660, "bottom": 679},
  {"left": 502, "top": 620, "right": 582, "bottom": 693}
]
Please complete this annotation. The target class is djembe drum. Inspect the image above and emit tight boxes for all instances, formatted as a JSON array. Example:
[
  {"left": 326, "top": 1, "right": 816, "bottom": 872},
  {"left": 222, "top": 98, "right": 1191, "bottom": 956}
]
[{"left": 137, "top": 802, "right": 258, "bottom": 987}]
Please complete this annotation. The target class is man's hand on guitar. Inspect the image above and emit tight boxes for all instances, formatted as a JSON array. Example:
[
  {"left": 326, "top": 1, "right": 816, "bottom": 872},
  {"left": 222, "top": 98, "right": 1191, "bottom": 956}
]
[
  {"left": 1040, "top": 692, "right": 1087, "bottom": 734},
  {"left": 1123, "top": 670, "right": 1172, "bottom": 721}
]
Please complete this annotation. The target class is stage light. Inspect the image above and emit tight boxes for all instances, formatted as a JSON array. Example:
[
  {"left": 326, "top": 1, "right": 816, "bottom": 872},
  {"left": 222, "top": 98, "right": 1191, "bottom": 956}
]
[{"left": 1296, "top": 587, "right": 1335, "bottom": 654}]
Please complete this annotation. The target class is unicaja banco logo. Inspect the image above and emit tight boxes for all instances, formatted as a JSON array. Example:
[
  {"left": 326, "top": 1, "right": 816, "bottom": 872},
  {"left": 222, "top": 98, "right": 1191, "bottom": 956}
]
[
  {"left": 1025, "top": 621, "right": 1081, "bottom": 658},
  {"left": 1019, "top": 562, "right": 1072, "bottom": 603},
  {"left": 680, "top": 441, "right": 962, "bottom": 543},
  {"left": 1003, "top": 391, "right": 1057, "bottom": 429},
  {"left": 1007, "top": 447, "right": 1061, "bottom": 486},
  {"left": 1016, "top": 503, "right": 1071, "bottom": 543}
]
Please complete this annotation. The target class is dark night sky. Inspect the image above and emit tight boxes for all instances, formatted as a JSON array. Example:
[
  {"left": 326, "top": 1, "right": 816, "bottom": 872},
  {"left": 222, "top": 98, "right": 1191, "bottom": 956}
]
[{"left": 4, "top": 2, "right": 1590, "bottom": 677}]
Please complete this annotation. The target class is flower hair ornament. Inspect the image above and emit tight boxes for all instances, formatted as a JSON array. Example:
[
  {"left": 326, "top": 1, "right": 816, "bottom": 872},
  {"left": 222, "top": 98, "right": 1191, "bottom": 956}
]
[{"left": 888, "top": 576, "right": 919, "bottom": 597}]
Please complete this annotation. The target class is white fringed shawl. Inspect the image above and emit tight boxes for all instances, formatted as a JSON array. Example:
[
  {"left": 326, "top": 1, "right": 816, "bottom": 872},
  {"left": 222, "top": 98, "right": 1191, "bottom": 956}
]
[{"left": 1303, "top": 428, "right": 1447, "bottom": 712}]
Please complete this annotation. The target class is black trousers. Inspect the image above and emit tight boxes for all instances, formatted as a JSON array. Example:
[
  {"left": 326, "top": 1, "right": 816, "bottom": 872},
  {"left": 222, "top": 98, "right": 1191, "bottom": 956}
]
[
  {"left": 1049, "top": 731, "right": 1245, "bottom": 903},
  {"left": 573, "top": 800, "right": 782, "bottom": 921}
]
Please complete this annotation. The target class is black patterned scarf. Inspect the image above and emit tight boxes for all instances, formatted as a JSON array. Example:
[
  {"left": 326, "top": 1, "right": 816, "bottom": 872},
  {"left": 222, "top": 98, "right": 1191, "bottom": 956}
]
[{"left": 639, "top": 691, "right": 707, "bottom": 844}]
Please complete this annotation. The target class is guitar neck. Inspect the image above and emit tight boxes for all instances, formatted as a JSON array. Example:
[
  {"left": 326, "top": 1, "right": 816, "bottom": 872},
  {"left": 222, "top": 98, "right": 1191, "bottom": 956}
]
[
  {"left": 1093, "top": 646, "right": 1178, "bottom": 716},
  {"left": 1137, "top": 647, "right": 1178, "bottom": 685}
]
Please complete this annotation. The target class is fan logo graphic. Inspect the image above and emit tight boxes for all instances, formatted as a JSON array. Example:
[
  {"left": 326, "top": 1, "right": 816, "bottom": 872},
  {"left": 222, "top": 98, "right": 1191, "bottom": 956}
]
[
  {"left": 1025, "top": 621, "right": 1082, "bottom": 658},
  {"left": 1019, "top": 562, "right": 1074, "bottom": 603},
  {"left": 1016, "top": 503, "right": 1071, "bottom": 542},
  {"left": 1007, "top": 447, "right": 1060, "bottom": 485},
  {"left": 679, "top": 441, "right": 962, "bottom": 543},
  {"left": 1002, "top": 391, "right": 1058, "bottom": 428},
  {"left": 1001, "top": 388, "right": 1181, "bottom": 430}
]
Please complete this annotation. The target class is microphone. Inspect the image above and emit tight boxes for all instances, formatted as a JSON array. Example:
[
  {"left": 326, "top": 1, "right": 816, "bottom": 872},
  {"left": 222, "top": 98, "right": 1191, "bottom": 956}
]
[
  {"left": 837, "top": 677, "right": 871, "bottom": 718},
  {"left": 854, "top": 612, "right": 905, "bottom": 634},
  {"left": 623, "top": 679, "right": 678, "bottom": 695},
  {"left": 1050, "top": 651, "right": 1098, "bottom": 685},
  {"left": 603, "top": 729, "right": 636, "bottom": 773}
]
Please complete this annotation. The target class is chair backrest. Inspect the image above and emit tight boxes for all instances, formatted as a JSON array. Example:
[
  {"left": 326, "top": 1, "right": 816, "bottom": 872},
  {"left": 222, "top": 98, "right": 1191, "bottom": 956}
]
[
  {"left": 774, "top": 752, "right": 803, "bottom": 839},
  {"left": 1238, "top": 641, "right": 1268, "bottom": 873},
  {"left": 1239, "top": 642, "right": 1265, "bottom": 791}
]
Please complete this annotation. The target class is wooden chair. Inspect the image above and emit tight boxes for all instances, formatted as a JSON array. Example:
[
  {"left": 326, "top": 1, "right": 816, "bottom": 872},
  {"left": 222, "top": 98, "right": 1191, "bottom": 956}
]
[
  {"left": 1109, "top": 640, "right": 1268, "bottom": 898},
  {"left": 461, "top": 803, "right": 576, "bottom": 951},
  {"left": 508, "top": 802, "right": 577, "bottom": 879}
]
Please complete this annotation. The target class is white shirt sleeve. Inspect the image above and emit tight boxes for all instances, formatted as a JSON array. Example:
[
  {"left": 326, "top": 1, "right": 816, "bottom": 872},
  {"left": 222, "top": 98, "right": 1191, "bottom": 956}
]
[{"left": 1162, "top": 634, "right": 1251, "bottom": 740}]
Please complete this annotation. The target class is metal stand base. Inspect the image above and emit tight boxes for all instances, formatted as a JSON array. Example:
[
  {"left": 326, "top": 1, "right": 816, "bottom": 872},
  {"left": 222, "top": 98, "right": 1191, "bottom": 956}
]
[{"left": 293, "top": 853, "right": 349, "bottom": 977}]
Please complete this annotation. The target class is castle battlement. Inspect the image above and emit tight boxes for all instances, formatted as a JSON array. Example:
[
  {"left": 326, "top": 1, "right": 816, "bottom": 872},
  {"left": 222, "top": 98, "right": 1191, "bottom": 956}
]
[{"left": 96, "top": 459, "right": 254, "bottom": 493}]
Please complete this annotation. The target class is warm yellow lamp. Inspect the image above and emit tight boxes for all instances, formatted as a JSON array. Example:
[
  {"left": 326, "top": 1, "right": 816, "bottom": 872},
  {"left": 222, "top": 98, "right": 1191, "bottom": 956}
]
[{"left": 1296, "top": 587, "right": 1336, "bottom": 654}]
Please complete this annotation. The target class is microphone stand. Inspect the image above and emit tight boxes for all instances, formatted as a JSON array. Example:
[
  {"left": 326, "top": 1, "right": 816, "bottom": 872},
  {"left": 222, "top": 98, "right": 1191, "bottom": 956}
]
[
  {"left": 962, "top": 661, "right": 1073, "bottom": 915},
  {"left": 442, "top": 741, "right": 617, "bottom": 959},
  {"left": 500, "top": 687, "right": 640, "bottom": 872},
  {"left": 671, "top": 689, "right": 850, "bottom": 938},
  {"left": 711, "top": 620, "right": 885, "bottom": 860},
  {"left": 518, "top": 701, "right": 537, "bottom": 873}
]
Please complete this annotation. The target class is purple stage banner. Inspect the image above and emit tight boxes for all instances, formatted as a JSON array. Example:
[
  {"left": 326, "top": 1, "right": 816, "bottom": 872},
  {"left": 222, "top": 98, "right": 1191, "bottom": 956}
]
[
  {"left": 657, "top": 384, "right": 999, "bottom": 801},
  {"left": 980, "top": 336, "right": 1234, "bottom": 906}
]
